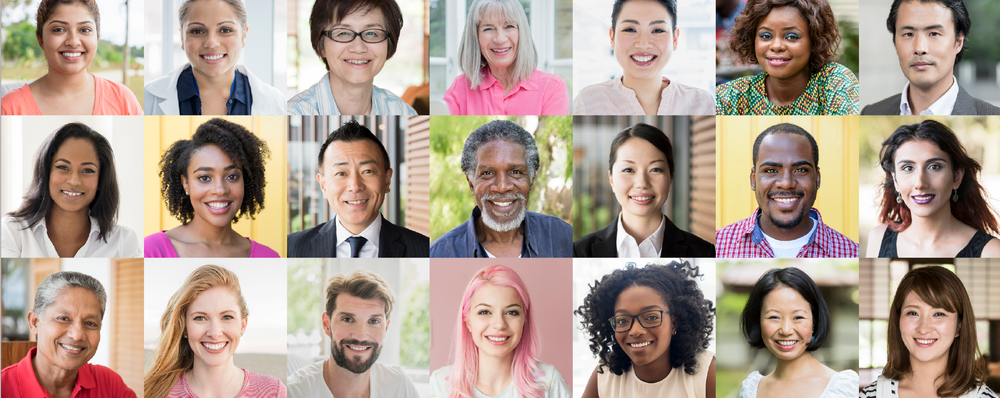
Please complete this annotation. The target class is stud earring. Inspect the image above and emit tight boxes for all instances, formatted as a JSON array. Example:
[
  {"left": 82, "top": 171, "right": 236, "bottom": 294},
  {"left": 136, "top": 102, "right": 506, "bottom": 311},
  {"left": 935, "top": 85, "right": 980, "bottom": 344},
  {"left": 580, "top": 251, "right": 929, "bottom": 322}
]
[
  {"left": 896, "top": 193, "right": 902, "bottom": 204},
  {"left": 952, "top": 189, "right": 959, "bottom": 202}
]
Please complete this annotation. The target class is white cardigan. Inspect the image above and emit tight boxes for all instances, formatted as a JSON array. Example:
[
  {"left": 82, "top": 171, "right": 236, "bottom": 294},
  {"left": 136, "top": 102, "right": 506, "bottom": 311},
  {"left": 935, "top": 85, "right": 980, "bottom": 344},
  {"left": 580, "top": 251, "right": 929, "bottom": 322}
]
[{"left": 144, "top": 63, "right": 286, "bottom": 115}]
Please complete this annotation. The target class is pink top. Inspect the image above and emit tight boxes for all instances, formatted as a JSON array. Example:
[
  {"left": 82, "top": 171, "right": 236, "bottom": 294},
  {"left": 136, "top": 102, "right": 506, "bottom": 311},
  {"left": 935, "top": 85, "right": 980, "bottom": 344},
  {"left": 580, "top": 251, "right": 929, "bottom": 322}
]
[
  {"left": 168, "top": 369, "right": 286, "bottom": 398},
  {"left": 443, "top": 68, "right": 568, "bottom": 115},
  {"left": 144, "top": 231, "right": 280, "bottom": 258},
  {"left": 1, "top": 75, "right": 143, "bottom": 115},
  {"left": 573, "top": 77, "right": 714, "bottom": 115}
]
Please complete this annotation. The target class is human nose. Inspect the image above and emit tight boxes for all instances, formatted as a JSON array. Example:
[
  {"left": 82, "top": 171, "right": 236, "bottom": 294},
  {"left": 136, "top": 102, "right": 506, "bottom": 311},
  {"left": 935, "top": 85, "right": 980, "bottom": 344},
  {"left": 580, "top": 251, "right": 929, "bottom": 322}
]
[
  {"left": 346, "top": 172, "right": 364, "bottom": 192},
  {"left": 634, "top": 171, "right": 650, "bottom": 188},
  {"left": 636, "top": 30, "right": 653, "bottom": 49},
  {"left": 66, "top": 321, "right": 86, "bottom": 341},
  {"left": 492, "top": 172, "right": 513, "bottom": 192},
  {"left": 211, "top": 177, "right": 229, "bottom": 195},
  {"left": 774, "top": 169, "right": 795, "bottom": 189},
  {"left": 913, "top": 167, "right": 929, "bottom": 190},
  {"left": 348, "top": 33, "right": 368, "bottom": 52},
  {"left": 65, "top": 29, "right": 82, "bottom": 47},
  {"left": 628, "top": 318, "right": 647, "bottom": 336},
  {"left": 913, "top": 34, "right": 928, "bottom": 56},
  {"left": 778, "top": 317, "right": 793, "bottom": 335},
  {"left": 203, "top": 31, "right": 220, "bottom": 48},
  {"left": 68, "top": 170, "right": 82, "bottom": 186}
]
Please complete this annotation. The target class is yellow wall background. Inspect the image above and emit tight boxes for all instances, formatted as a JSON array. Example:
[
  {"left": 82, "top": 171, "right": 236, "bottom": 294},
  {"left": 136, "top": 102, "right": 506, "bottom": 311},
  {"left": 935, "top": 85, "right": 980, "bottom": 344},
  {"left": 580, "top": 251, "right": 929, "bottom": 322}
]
[
  {"left": 143, "top": 116, "right": 287, "bottom": 257},
  {"left": 716, "top": 116, "right": 859, "bottom": 242}
]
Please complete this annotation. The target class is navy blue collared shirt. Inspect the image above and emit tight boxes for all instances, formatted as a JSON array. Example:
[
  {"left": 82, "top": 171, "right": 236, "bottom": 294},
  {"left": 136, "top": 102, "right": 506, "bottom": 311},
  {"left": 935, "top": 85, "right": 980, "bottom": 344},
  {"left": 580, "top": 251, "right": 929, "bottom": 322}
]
[
  {"left": 429, "top": 207, "right": 573, "bottom": 258},
  {"left": 177, "top": 66, "right": 252, "bottom": 115}
]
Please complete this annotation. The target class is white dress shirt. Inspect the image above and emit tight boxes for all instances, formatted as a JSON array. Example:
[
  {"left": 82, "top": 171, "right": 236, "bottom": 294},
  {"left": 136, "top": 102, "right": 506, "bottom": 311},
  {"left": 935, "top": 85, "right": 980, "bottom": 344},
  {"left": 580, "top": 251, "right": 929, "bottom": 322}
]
[
  {"left": 335, "top": 215, "right": 381, "bottom": 258},
  {"left": 899, "top": 75, "right": 959, "bottom": 115},
  {"left": 1, "top": 215, "right": 142, "bottom": 258},
  {"left": 616, "top": 213, "right": 667, "bottom": 258}
]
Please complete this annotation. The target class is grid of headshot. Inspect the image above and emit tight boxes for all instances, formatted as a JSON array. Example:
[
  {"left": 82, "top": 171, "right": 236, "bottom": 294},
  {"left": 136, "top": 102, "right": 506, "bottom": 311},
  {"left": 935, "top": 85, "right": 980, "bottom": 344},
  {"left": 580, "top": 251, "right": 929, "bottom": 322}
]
[{"left": 2, "top": 0, "right": 1000, "bottom": 397}]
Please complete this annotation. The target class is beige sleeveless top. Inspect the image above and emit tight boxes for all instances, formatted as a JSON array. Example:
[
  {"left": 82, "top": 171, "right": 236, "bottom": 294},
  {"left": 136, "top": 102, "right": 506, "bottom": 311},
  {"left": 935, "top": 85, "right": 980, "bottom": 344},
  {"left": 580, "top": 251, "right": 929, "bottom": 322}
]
[{"left": 597, "top": 349, "right": 713, "bottom": 398}]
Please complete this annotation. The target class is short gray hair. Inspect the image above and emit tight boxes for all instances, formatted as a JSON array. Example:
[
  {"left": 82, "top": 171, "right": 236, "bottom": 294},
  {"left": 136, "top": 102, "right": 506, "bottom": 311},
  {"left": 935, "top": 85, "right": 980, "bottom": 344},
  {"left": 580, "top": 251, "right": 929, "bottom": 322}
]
[
  {"left": 461, "top": 120, "right": 539, "bottom": 183},
  {"left": 458, "top": 0, "right": 537, "bottom": 89},
  {"left": 33, "top": 271, "right": 107, "bottom": 319}
]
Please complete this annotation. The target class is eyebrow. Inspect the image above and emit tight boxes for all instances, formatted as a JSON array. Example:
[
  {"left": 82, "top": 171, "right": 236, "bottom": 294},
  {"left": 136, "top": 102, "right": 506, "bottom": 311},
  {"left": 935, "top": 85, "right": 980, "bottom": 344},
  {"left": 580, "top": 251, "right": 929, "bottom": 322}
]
[
  {"left": 897, "top": 157, "right": 948, "bottom": 166},
  {"left": 190, "top": 309, "right": 238, "bottom": 316},
  {"left": 187, "top": 21, "right": 236, "bottom": 27},
  {"left": 759, "top": 160, "right": 814, "bottom": 168},
  {"left": 336, "top": 311, "right": 385, "bottom": 318},
  {"left": 193, "top": 165, "right": 238, "bottom": 173},
  {"left": 900, "top": 24, "right": 945, "bottom": 31},
  {"left": 619, "top": 159, "right": 665, "bottom": 164},
  {"left": 620, "top": 19, "right": 667, "bottom": 25},
  {"left": 48, "top": 20, "right": 95, "bottom": 26},
  {"left": 333, "top": 22, "right": 385, "bottom": 29},
  {"left": 475, "top": 303, "right": 523, "bottom": 309},
  {"left": 332, "top": 159, "right": 377, "bottom": 167},
  {"left": 614, "top": 305, "right": 662, "bottom": 315},
  {"left": 55, "top": 158, "right": 98, "bottom": 167},
  {"left": 54, "top": 309, "right": 100, "bottom": 320},
  {"left": 758, "top": 26, "right": 803, "bottom": 32}
]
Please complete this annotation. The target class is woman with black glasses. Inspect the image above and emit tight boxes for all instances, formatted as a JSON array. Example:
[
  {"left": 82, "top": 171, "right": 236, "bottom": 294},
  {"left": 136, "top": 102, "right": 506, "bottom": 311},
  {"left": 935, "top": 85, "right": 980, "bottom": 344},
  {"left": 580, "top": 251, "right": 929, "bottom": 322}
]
[{"left": 288, "top": 0, "right": 416, "bottom": 115}]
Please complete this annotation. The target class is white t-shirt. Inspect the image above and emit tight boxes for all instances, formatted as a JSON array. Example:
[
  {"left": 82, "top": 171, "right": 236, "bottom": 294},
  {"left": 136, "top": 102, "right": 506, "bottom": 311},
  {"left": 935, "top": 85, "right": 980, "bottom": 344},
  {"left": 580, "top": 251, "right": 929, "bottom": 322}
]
[
  {"left": 740, "top": 369, "right": 858, "bottom": 398},
  {"left": 762, "top": 218, "right": 817, "bottom": 258},
  {"left": 429, "top": 362, "right": 570, "bottom": 398},
  {"left": 1, "top": 215, "right": 142, "bottom": 258},
  {"left": 286, "top": 360, "right": 419, "bottom": 398}
]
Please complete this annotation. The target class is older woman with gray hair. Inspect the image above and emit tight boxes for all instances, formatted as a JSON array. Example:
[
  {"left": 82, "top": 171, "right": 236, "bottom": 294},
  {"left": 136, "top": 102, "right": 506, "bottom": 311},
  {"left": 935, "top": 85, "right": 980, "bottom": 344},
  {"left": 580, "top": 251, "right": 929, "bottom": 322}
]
[
  {"left": 1, "top": 271, "right": 136, "bottom": 397},
  {"left": 443, "top": 0, "right": 569, "bottom": 115}
]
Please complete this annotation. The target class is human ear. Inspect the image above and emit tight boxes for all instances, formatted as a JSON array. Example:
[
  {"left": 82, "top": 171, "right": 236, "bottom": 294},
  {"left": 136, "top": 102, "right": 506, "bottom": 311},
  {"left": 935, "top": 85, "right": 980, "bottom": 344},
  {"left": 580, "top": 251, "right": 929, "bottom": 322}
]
[
  {"left": 181, "top": 174, "right": 190, "bottom": 195},
  {"left": 28, "top": 311, "right": 39, "bottom": 335},
  {"left": 322, "top": 312, "right": 332, "bottom": 336},
  {"left": 749, "top": 168, "right": 756, "bottom": 191},
  {"left": 609, "top": 27, "right": 614, "bottom": 47},
  {"left": 953, "top": 167, "right": 964, "bottom": 190},
  {"left": 672, "top": 28, "right": 680, "bottom": 50},
  {"left": 385, "top": 168, "right": 394, "bottom": 193}
]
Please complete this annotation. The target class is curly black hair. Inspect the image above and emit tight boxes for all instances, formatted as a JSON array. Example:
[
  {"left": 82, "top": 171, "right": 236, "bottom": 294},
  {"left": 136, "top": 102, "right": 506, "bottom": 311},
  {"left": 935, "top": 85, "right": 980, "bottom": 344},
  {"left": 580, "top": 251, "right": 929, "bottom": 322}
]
[
  {"left": 575, "top": 261, "right": 715, "bottom": 376},
  {"left": 158, "top": 118, "right": 271, "bottom": 225}
]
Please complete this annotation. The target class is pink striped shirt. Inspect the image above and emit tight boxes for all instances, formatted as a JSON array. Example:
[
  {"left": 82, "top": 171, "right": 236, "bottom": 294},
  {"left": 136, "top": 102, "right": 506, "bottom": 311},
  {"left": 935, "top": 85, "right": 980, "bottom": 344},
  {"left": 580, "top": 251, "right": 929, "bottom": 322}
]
[
  {"left": 443, "top": 68, "right": 569, "bottom": 115},
  {"left": 715, "top": 208, "right": 858, "bottom": 258},
  {"left": 573, "top": 77, "right": 714, "bottom": 115},
  {"left": 168, "top": 369, "right": 286, "bottom": 398}
]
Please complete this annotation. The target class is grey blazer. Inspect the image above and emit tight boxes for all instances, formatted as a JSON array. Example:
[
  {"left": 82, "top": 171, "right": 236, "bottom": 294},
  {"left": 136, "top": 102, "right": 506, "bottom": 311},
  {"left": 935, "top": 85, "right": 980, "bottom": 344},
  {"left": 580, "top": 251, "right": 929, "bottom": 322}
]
[
  {"left": 861, "top": 85, "right": 1000, "bottom": 115},
  {"left": 287, "top": 216, "right": 429, "bottom": 258}
]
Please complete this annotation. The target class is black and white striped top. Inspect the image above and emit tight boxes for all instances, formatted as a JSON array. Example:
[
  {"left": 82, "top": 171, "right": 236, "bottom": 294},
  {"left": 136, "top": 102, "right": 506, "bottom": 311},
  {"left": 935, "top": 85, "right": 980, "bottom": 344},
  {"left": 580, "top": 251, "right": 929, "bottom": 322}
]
[{"left": 860, "top": 376, "right": 998, "bottom": 398}]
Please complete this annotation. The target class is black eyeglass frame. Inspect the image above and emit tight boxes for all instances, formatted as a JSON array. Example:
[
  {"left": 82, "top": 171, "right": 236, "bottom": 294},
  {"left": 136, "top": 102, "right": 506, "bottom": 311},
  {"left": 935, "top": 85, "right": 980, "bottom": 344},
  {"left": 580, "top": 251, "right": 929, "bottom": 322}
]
[
  {"left": 322, "top": 28, "right": 390, "bottom": 43},
  {"left": 608, "top": 310, "right": 671, "bottom": 333}
]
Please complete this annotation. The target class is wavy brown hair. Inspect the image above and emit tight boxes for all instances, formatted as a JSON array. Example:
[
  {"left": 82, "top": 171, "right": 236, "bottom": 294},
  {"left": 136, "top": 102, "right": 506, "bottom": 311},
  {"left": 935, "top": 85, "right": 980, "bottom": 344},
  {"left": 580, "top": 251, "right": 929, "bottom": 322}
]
[
  {"left": 143, "top": 265, "right": 249, "bottom": 398},
  {"left": 883, "top": 266, "right": 986, "bottom": 397},
  {"left": 877, "top": 120, "right": 999, "bottom": 235},
  {"left": 728, "top": 0, "right": 840, "bottom": 75}
]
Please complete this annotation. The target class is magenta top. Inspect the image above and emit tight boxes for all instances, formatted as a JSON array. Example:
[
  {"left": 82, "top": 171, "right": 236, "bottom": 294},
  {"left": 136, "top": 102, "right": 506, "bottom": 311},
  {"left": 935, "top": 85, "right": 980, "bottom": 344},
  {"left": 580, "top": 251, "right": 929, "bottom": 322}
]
[
  {"left": 167, "top": 369, "right": 286, "bottom": 398},
  {"left": 144, "top": 231, "right": 280, "bottom": 258},
  {"left": 443, "top": 68, "right": 569, "bottom": 115}
]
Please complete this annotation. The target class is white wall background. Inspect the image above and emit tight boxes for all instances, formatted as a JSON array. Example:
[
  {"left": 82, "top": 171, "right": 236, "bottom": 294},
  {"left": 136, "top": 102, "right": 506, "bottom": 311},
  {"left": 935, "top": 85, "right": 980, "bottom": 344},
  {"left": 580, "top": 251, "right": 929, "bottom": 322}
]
[{"left": 0, "top": 116, "right": 144, "bottom": 243}]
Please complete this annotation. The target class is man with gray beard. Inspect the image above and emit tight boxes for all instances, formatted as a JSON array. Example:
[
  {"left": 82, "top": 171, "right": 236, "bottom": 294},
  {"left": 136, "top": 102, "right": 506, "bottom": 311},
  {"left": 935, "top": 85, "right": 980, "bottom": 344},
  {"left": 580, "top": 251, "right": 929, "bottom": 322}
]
[{"left": 430, "top": 120, "right": 573, "bottom": 257}]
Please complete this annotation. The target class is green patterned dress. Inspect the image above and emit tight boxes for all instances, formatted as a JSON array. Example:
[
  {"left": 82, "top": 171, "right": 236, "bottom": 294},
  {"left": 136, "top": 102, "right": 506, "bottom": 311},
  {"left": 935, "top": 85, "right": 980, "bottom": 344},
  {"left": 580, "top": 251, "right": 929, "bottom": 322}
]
[{"left": 716, "top": 62, "right": 859, "bottom": 115}]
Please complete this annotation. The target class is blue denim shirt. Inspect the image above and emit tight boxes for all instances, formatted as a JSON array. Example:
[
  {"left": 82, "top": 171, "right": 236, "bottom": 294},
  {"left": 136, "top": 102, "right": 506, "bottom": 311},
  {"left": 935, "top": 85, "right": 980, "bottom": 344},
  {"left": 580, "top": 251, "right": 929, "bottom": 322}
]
[{"left": 430, "top": 207, "right": 573, "bottom": 258}]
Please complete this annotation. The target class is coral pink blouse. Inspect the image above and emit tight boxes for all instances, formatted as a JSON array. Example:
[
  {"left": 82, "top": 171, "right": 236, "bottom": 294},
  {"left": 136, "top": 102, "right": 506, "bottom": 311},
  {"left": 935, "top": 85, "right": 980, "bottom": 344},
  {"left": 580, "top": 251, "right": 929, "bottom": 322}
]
[
  {"left": 443, "top": 68, "right": 568, "bottom": 115},
  {"left": 1, "top": 75, "right": 142, "bottom": 115}
]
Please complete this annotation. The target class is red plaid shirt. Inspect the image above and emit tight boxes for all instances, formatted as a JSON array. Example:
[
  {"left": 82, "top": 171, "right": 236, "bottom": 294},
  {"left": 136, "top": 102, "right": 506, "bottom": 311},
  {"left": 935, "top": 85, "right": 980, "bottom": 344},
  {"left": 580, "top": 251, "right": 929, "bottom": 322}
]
[{"left": 715, "top": 208, "right": 858, "bottom": 258}]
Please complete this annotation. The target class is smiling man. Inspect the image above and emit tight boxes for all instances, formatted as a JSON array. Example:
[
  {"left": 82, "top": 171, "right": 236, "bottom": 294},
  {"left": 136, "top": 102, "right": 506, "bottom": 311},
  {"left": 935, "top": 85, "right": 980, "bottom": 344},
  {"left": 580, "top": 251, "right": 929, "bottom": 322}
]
[
  {"left": 288, "top": 270, "right": 418, "bottom": 398},
  {"left": 429, "top": 120, "right": 572, "bottom": 258},
  {"left": 862, "top": 0, "right": 1000, "bottom": 115},
  {"left": 287, "top": 120, "right": 428, "bottom": 257},
  {"left": 716, "top": 124, "right": 858, "bottom": 258}
]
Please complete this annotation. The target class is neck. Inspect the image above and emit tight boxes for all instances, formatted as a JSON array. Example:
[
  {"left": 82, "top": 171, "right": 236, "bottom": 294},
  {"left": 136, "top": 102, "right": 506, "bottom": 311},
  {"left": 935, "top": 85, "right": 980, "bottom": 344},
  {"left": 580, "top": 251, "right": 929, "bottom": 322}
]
[
  {"left": 31, "top": 354, "right": 78, "bottom": 398},
  {"left": 36, "top": 71, "right": 92, "bottom": 96},
  {"left": 183, "top": 216, "right": 239, "bottom": 245},
  {"left": 905, "top": 206, "right": 963, "bottom": 243},
  {"left": 906, "top": 75, "right": 954, "bottom": 115},
  {"left": 771, "top": 351, "right": 819, "bottom": 379},
  {"left": 329, "top": 74, "right": 373, "bottom": 115},
  {"left": 324, "top": 358, "right": 372, "bottom": 398},
  {"left": 632, "top": 347, "right": 671, "bottom": 383},
  {"left": 476, "top": 352, "right": 514, "bottom": 395},
  {"left": 188, "top": 360, "right": 239, "bottom": 396},
  {"left": 192, "top": 65, "right": 237, "bottom": 94},
  {"left": 904, "top": 355, "right": 948, "bottom": 393},
  {"left": 46, "top": 206, "right": 91, "bottom": 236},
  {"left": 758, "top": 211, "right": 813, "bottom": 241},
  {"left": 621, "top": 74, "right": 667, "bottom": 112},
  {"left": 621, "top": 212, "right": 662, "bottom": 244},
  {"left": 764, "top": 71, "right": 810, "bottom": 106},
  {"left": 489, "top": 65, "right": 516, "bottom": 93}
]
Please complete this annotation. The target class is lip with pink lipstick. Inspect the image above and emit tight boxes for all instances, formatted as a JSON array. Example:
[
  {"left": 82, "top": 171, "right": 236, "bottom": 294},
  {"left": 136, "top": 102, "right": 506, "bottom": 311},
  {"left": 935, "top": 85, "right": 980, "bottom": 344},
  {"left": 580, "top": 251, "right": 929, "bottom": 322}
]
[
  {"left": 913, "top": 337, "right": 937, "bottom": 348},
  {"left": 205, "top": 200, "right": 233, "bottom": 215},
  {"left": 200, "top": 53, "right": 227, "bottom": 65},
  {"left": 200, "top": 341, "right": 229, "bottom": 354},
  {"left": 344, "top": 58, "right": 373, "bottom": 68},
  {"left": 629, "top": 53, "right": 657, "bottom": 67},
  {"left": 61, "top": 190, "right": 86, "bottom": 200},
  {"left": 774, "top": 339, "right": 797, "bottom": 351},
  {"left": 910, "top": 194, "right": 935, "bottom": 205},
  {"left": 629, "top": 193, "right": 655, "bottom": 205},
  {"left": 490, "top": 47, "right": 513, "bottom": 57},
  {"left": 625, "top": 339, "right": 653, "bottom": 352},
  {"left": 485, "top": 334, "right": 511, "bottom": 346},
  {"left": 766, "top": 56, "right": 790, "bottom": 67},
  {"left": 60, "top": 50, "right": 85, "bottom": 62}
]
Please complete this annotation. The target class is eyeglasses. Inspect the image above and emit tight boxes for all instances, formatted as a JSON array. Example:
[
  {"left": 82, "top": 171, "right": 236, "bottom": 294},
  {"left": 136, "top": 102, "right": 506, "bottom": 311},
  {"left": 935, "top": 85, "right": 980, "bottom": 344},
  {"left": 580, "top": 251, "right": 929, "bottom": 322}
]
[
  {"left": 609, "top": 310, "right": 670, "bottom": 333},
  {"left": 323, "top": 28, "right": 389, "bottom": 43}
]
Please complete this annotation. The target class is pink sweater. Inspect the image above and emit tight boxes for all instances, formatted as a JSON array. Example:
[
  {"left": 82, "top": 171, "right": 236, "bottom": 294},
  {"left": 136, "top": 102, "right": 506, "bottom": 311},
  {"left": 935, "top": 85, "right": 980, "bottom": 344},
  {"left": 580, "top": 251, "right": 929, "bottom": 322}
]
[
  {"left": 443, "top": 68, "right": 568, "bottom": 115},
  {"left": 144, "top": 231, "right": 280, "bottom": 258},
  {"left": 1, "top": 75, "right": 142, "bottom": 115},
  {"left": 168, "top": 369, "right": 286, "bottom": 398}
]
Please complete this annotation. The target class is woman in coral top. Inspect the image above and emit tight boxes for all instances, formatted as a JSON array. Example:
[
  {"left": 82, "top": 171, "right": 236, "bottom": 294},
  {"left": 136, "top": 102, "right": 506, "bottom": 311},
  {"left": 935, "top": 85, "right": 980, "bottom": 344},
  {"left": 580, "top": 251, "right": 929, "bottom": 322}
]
[
  {"left": 0, "top": 0, "right": 142, "bottom": 115},
  {"left": 443, "top": 0, "right": 569, "bottom": 115}
]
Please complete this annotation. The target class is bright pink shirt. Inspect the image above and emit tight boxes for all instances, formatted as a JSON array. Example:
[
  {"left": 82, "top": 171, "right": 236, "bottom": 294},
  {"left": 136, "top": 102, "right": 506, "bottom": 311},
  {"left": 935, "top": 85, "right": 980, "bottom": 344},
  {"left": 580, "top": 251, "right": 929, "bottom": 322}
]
[
  {"left": 443, "top": 68, "right": 569, "bottom": 115},
  {"left": 1, "top": 347, "right": 137, "bottom": 398},
  {"left": 167, "top": 369, "right": 286, "bottom": 398},
  {"left": 1, "top": 75, "right": 143, "bottom": 115},
  {"left": 144, "top": 231, "right": 280, "bottom": 258}
]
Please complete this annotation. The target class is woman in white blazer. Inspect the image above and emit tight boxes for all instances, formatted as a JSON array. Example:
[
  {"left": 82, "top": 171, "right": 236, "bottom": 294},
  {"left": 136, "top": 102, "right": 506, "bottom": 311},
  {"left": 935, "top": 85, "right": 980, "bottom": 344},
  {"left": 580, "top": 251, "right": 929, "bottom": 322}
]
[{"left": 144, "top": 0, "right": 286, "bottom": 115}]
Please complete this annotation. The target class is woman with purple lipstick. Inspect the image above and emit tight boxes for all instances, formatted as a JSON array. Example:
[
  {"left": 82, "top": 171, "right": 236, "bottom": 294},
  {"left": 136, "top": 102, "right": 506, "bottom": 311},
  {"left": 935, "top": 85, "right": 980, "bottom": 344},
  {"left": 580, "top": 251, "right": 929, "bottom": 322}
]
[
  {"left": 738, "top": 267, "right": 857, "bottom": 398},
  {"left": 144, "top": 118, "right": 279, "bottom": 258},
  {"left": 867, "top": 120, "right": 1000, "bottom": 257},
  {"left": 574, "top": 0, "right": 714, "bottom": 115}
]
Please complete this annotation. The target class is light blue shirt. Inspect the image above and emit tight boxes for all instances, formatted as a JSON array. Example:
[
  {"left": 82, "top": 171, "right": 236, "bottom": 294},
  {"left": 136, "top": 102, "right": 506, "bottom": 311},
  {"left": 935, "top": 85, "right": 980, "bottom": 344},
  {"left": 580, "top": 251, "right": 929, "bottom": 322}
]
[{"left": 287, "top": 73, "right": 417, "bottom": 115}]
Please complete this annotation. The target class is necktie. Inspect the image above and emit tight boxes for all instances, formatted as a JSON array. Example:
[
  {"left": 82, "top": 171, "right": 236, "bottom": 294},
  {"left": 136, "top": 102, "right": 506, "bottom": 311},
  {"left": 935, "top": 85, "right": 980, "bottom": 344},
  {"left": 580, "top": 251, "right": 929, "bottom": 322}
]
[{"left": 346, "top": 236, "right": 368, "bottom": 258}]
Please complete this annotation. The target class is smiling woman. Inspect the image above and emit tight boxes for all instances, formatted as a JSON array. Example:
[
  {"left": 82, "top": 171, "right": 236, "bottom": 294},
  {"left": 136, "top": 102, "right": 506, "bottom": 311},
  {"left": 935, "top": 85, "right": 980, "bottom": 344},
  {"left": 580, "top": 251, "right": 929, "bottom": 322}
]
[
  {"left": 0, "top": 0, "right": 142, "bottom": 115},
  {"left": 144, "top": 118, "right": 278, "bottom": 258}
]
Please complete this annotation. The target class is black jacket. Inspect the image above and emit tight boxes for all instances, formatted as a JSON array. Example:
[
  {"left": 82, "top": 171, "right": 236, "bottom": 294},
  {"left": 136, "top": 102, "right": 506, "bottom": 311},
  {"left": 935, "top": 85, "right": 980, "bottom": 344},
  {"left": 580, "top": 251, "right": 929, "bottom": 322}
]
[{"left": 573, "top": 217, "right": 715, "bottom": 257}]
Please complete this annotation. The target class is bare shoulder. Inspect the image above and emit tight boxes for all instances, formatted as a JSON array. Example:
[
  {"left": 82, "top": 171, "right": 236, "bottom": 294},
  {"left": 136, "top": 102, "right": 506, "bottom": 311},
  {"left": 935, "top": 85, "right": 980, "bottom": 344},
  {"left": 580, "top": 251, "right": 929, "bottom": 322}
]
[
  {"left": 581, "top": 366, "right": 600, "bottom": 398},
  {"left": 866, "top": 224, "right": 889, "bottom": 257},
  {"left": 982, "top": 236, "right": 1000, "bottom": 258}
]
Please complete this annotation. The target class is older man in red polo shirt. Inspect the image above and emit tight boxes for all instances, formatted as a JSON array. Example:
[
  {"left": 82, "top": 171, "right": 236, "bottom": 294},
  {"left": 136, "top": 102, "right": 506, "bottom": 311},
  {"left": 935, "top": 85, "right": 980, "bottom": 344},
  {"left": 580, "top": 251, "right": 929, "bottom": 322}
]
[{"left": 1, "top": 271, "right": 135, "bottom": 398}]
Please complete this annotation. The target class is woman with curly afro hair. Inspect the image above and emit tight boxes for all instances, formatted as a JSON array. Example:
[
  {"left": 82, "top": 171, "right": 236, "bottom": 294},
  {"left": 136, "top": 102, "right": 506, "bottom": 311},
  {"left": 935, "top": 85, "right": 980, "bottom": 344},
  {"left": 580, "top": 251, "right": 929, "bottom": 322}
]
[
  {"left": 576, "top": 261, "right": 715, "bottom": 398},
  {"left": 144, "top": 118, "right": 278, "bottom": 257}
]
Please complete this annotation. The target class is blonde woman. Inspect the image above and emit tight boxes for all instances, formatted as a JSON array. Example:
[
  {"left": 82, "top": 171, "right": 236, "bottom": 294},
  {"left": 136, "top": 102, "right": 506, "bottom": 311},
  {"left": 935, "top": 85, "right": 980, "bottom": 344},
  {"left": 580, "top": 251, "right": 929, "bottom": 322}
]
[{"left": 144, "top": 265, "right": 286, "bottom": 398}]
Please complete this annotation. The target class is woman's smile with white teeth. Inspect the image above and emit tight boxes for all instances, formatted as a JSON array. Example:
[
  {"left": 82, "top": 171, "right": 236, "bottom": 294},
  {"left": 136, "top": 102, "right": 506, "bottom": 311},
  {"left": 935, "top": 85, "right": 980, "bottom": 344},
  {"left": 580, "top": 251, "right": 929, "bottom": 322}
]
[
  {"left": 62, "top": 190, "right": 83, "bottom": 197},
  {"left": 776, "top": 340, "right": 797, "bottom": 346},
  {"left": 628, "top": 341, "right": 651, "bottom": 348},
  {"left": 202, "top": 54, "right": 225, "bottom": 60},
  {"left": 486, "top": 336, "right": 510, "bottom": 342},
  {"left": 202, "top": 342, "right": 227, "bottom": 350},
  {"left": 631, "top": 55, "right": 654, "bottom": 62},
  {"left": 491, "top": 47, "right": 511, "bottom": 54},
  {"left": 207, "top": 202, "right": 230, "bottom": 209},
  {"left": 61, "top": 51, "right": 83, "bottom": 57},
  {"left": 915, "top": 338, "right": 936, "bottom": 344},
  {"left": 345, "top": 59, "right": 371, "bottom": 65}
]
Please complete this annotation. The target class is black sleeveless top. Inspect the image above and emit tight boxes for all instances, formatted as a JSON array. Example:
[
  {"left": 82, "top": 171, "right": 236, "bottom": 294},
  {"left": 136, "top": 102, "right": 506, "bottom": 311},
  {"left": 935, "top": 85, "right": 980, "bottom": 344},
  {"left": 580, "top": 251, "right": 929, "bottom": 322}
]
[{"left": 878, "top": 228, "right": 997, "bottom": 258}]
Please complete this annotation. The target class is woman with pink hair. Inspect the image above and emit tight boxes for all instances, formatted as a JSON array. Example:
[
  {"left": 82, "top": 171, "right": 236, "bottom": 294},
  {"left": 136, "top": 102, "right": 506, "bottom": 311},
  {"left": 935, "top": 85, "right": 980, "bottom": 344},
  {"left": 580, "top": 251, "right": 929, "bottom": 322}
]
[{"left": 429, "top": 264, "right": 571, "bottom": 398}]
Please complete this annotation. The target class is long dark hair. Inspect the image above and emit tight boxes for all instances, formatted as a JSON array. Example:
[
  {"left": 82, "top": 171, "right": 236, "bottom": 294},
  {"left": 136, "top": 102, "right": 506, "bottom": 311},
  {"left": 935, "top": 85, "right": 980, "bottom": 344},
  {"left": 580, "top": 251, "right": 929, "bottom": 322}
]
[
  {"left": 877, "top": 120, "right": 999, "bottom": 235},
  {"left": 8, "top": 123, "right": 119, "bottom": 242}
]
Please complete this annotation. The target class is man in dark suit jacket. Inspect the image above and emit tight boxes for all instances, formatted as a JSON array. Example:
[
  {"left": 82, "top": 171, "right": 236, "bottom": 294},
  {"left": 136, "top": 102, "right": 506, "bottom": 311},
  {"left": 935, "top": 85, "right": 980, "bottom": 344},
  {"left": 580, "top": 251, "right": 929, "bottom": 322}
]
[
  {"left": 862, "top": 0, "right": 1000, "bottom": 115},
  {"left": 288, "top": 121, "right": 429, "bottom": 257}
]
